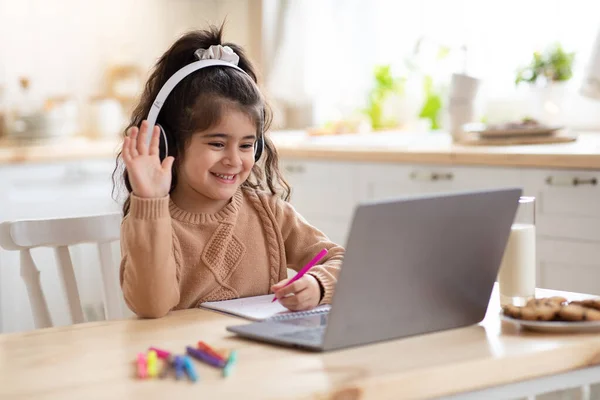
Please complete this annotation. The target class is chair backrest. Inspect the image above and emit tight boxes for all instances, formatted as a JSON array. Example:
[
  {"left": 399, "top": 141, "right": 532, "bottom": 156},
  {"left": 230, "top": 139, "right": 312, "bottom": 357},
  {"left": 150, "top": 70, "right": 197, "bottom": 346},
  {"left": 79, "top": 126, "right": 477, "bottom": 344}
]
[{"left": 0, "top": 213, "right": 122, "bottom": 329}]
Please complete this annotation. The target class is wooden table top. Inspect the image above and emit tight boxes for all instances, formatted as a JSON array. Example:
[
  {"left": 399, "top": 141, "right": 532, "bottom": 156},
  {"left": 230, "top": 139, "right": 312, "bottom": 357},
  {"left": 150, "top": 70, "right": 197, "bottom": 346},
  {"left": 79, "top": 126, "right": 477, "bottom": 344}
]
[{"left": 1, "top": 287, "right": 600, "bottom": 400}]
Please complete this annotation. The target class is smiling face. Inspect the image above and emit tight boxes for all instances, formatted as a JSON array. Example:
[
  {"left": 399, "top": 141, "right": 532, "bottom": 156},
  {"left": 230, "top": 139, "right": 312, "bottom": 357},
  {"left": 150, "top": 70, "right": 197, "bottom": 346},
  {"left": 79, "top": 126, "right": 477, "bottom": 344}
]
[{"left": 171, "top": 107, "right": 257, "bottom": 214}]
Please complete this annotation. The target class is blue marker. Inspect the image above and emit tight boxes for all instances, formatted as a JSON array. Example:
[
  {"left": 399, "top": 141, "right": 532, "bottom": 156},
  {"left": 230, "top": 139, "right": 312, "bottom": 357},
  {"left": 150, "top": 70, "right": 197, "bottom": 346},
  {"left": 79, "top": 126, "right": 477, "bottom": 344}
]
[
  {"left": 174, "top": 355, "right": 185, "bottom": 380},
  {"left": 223, "top": 350, "right": 238, "bottom": 378},
  {"left": 182, "top": 355, "right": 199, "bottom": 383}
]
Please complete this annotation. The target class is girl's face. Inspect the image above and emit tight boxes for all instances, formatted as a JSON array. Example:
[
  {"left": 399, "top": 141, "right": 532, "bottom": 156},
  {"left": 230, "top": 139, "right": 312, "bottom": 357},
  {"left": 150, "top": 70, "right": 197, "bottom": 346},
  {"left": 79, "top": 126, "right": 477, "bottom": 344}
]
[{"left": 174, "top": 108, "right": 257, "bottom": 211}]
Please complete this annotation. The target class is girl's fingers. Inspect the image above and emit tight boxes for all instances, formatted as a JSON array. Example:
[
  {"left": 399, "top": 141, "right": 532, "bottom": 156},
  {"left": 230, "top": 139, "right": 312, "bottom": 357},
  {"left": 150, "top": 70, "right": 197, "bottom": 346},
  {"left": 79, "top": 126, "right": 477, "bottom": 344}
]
[
  {"left": 280, "top": 288, "right": 311, "bottom": 310},
  {"left": 129, "top": 127, "right": 140, "bottom": 157},
  {"left": 271, "top": 278, "right": 291, "bottom": 292},
  {"left": 148, "top": 125, "right": 161, "bottom": 156},
  {"left": 122, "top": 137, "right": 132, "bottom": 163},
  {"left": 137, "top": 121, "right": 149, "bottom": 156},
  {"left": 275, "top": 279, "right": 307, "bottom": 299},
  {"left": 161, "top": 156, "right": 175, "bottom": 173}
]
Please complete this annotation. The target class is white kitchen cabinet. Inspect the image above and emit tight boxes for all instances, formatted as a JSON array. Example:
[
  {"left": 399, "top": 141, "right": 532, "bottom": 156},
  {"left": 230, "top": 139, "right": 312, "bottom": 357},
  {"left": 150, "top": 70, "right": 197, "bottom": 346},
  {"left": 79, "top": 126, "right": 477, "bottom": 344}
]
[
  {"left": 2, "top": 160, "right": 121, "bottom": 219},
  {"left": 280, "top": 159, "right": 526, "bottom": 248},
  {"left": 359, "top": 163, "right": 524, "bottom": 201},
  {"left": 537, "top": 238, "right": 600, "bottom": 295},
  {"left": 280, "top": 159, "right": 360, "bottom": 246},
  {"left": 0, "top": 159, "right": 121, "bottom": 333},
  {"left": 281, "top": 159, "right": 360, "bottom": 218},
  {"left": 279, "top": 157, "right": 600, "bottom": 296},
  {"left": 523, "top": 168, "right": 600, "bottom": 294},
  {"left": 523, "top": 169, "right": 600, "bottom": 241}
]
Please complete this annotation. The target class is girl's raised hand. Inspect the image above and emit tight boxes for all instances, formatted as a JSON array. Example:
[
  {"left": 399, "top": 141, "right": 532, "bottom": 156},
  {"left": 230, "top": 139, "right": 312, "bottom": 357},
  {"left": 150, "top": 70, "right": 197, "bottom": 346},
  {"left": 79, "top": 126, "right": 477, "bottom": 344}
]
[{"left": 122, "top": 121, "right": 175, "bottom": 198}]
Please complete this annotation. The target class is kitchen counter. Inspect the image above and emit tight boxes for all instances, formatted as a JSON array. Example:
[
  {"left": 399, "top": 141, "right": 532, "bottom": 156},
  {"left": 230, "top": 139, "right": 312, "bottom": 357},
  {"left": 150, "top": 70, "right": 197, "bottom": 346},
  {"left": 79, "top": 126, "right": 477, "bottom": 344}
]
[
  {"left": 0, "top": 137, "right": 122, "bottom": 164},
  {"left": 1, "top": 131, "right": 600, "bottom": 169},
  {"left": 271, "top": 131, "right": 600, "bottom": 170}
]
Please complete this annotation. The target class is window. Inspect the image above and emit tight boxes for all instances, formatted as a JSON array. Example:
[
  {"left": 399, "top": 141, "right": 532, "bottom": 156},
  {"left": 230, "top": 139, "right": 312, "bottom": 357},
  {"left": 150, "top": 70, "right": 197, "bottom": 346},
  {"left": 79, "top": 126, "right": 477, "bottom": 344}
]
[{"left": 266, "top": 0, "right": 600, "bottom": 130}]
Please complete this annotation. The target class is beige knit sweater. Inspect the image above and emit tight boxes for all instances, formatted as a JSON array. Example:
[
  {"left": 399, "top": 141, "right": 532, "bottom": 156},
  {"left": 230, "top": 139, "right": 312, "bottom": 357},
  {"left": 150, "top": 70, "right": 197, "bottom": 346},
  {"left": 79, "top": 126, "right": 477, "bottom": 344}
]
[{"left": 119, "top": 187, "right": 345, "bottom": 318}]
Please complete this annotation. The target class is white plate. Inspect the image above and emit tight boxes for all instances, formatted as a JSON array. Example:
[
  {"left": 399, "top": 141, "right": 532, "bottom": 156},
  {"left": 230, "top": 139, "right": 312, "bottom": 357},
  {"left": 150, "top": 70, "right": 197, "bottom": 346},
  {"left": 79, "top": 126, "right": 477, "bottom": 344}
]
[
  {"left": 463, "top": 123, "right": 563, "bottom": 138},
  {"left": 500, "top": 314, "right": 600, "bottom": 333}
]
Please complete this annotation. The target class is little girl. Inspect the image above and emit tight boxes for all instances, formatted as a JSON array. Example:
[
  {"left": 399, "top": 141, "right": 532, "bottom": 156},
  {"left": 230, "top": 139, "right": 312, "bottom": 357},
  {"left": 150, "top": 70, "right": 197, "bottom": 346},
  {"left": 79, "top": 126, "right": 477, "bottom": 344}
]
[{"left": 114, "top": 25, "right": 344, "bottom": 318}]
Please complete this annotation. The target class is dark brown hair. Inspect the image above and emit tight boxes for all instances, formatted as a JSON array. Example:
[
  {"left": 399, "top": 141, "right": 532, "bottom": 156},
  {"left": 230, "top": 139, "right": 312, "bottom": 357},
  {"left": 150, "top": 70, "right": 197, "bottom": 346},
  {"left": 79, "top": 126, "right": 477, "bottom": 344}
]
[{"left": 112, "top": 24, "right": 290, "bottom": 215}]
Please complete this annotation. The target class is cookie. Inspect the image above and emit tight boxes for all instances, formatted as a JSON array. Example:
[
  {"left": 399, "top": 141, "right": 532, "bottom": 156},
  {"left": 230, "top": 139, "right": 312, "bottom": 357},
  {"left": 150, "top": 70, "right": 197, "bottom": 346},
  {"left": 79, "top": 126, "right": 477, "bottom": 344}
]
[
  {"left": 502, "top": 304, "right": 560, "bottom": 321},
  {"left": 559, "top": 305, "right": 600, "bottom": 321},
  {"left": 520, "top": 306, "right": 540, "bottom": 321},
  {"left": 526, "top": 297, "right": 567, "bottom": 308},
  {"left": 547, "top": 296, "right": 568, "bottom": 305},
  {"left": 502, "top": 305, "right": 523, "bottom": 319},
  {"left": 570, "top": 299, "right": 600, "bottom": 311}
]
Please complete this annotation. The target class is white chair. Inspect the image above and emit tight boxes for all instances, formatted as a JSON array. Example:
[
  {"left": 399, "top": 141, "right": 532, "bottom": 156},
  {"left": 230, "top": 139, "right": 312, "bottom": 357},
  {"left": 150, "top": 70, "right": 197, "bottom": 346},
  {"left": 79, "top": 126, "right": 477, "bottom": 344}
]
[{"left": 0, "top": 213, "right": 123, "bottom": 329}]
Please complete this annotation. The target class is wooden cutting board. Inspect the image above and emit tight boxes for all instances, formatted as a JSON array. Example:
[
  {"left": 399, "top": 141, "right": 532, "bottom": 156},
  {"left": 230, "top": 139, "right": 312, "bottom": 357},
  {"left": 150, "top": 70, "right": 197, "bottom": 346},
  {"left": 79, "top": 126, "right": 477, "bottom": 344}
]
[{"left": 457, "top": 131, "right": 578, "bottom": 146}]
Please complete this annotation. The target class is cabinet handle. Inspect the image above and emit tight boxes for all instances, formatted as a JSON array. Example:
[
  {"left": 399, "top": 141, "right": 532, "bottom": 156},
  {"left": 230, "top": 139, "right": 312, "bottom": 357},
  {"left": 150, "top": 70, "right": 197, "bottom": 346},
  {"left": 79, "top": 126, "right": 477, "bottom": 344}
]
[
  {"left": 545, "top": 176, "right": 598, "bottom": 187},
  {"left": 410, "top": 171, "right": 454, "bottom": 182}
]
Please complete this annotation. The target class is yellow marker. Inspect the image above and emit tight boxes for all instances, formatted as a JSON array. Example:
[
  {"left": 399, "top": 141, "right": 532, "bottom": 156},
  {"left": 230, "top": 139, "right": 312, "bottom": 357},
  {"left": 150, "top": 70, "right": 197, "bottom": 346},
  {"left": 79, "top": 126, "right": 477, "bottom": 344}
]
[{"left": 147, "top": 350, "right": 158, "bottom": 378}]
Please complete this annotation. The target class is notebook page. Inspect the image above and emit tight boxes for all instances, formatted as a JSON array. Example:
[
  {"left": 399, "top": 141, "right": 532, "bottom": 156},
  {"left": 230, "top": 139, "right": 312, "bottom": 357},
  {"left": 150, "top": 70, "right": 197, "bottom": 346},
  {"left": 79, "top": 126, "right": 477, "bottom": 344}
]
[{"left": 200, "top": 294, "right": 330, "bottom": 321}]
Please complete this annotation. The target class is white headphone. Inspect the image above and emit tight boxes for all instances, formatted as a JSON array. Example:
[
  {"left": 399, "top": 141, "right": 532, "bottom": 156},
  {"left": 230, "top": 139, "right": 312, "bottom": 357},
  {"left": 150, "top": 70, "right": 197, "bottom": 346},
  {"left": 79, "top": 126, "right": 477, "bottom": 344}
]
[{"left": 144, "top": 58, "right": 265, "bottom": 162}]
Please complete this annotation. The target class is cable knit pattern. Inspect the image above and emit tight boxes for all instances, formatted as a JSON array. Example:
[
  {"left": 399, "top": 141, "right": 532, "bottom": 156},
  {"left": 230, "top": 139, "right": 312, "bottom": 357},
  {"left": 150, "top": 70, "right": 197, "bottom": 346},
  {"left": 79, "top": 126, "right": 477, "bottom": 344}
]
[
  {"left": 201, "top": 285, "right": 238, "bottom": 303},
  {"left": 120, "top": 187, "right": 345, "bottom": 318},
  {"left": 200, "top": 223, "right": 244, "bottom": 301},
  {"left": 201, "top": 223, "right": 246, "bottom": 281},
  {"left": 244, "top": 189, "right": 284, "bottom": 288}
]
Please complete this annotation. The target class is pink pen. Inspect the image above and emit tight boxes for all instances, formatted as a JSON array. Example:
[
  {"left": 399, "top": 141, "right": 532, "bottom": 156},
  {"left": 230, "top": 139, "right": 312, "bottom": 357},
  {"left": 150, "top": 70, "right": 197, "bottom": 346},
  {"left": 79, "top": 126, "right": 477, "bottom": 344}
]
[{"left": 272, "top": 248, "right": 328, "bottom": 302}]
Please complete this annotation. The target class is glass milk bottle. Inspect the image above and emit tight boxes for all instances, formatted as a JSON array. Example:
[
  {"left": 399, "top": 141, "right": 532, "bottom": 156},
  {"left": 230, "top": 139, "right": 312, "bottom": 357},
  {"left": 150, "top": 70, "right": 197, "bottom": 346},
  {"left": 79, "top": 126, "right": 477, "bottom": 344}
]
[{"left": 497, "top": 196, "right": 536, "bottom": 306}]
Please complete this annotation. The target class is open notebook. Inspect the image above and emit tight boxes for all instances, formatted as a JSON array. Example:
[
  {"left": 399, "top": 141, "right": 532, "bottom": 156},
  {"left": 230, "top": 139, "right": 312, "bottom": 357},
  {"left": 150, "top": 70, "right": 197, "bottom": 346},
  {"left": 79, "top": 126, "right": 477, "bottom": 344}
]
[{"left": 199, "top": 294, "right": 331, "bottom": 322}]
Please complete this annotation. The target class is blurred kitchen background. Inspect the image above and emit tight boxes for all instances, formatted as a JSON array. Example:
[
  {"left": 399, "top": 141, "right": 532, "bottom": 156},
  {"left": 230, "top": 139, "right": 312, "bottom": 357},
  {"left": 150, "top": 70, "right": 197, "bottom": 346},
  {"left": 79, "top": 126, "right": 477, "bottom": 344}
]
[
  {"left": 1, "top": 0, "right": 600, "bottom": 334},
  {"left": 2, "top": 0, "right": 600, "bottom": 139}
]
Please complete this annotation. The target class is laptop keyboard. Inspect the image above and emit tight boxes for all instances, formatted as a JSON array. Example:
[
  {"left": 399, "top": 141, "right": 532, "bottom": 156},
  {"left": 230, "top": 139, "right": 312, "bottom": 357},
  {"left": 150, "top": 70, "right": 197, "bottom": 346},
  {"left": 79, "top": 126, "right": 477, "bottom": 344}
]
[{"left": 280, "top": 327, "right": 325, "bottom": 342}]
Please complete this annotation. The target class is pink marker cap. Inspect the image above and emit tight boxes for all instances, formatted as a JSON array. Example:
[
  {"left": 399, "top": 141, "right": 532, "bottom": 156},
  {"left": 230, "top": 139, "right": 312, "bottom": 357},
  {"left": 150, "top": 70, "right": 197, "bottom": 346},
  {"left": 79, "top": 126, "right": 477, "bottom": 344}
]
[{"left": 148, "top": 347, "right": 171, "bottom": 360}]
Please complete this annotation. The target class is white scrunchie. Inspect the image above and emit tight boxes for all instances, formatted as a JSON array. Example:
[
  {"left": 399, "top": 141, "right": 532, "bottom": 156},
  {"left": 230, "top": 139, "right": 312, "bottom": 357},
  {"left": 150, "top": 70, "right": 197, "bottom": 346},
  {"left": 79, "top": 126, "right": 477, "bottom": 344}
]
[{"left": 194, "top": 45, "right": 240, "bottom": 65}]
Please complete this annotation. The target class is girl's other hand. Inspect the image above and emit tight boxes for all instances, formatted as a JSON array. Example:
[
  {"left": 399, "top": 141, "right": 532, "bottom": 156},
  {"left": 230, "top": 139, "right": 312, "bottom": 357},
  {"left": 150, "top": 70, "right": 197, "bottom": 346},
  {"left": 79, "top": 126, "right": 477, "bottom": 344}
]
[
  {"left": 122, "top": 120, "right": 175, "bottom": 198},
  {"left": 271, "top": 275, "right": 321, "bottom": 311}
]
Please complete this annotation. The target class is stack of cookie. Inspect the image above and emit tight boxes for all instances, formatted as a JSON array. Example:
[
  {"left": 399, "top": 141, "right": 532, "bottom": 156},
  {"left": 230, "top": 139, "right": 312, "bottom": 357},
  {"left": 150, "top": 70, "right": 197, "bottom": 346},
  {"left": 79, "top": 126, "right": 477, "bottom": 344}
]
[{"left": 502, "top": 297, "right": 600, "bottom": 322}]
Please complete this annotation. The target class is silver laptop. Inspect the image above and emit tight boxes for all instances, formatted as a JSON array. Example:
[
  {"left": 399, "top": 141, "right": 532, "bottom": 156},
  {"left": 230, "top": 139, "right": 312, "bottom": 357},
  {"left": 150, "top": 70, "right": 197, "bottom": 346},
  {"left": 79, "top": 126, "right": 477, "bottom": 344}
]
[{"left": 226, "top": 188, "right": 522, "bottom": 352}]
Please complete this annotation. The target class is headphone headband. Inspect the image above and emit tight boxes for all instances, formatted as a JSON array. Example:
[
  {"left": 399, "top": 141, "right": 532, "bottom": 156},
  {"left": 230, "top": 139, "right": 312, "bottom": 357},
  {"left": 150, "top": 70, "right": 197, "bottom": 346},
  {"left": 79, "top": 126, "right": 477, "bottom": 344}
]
[
  {"left": 145, "top": 59, "right": 245, "bottom": 147},
  {"left": 143, "top": 57, "right": 264, "bottom": 162}
]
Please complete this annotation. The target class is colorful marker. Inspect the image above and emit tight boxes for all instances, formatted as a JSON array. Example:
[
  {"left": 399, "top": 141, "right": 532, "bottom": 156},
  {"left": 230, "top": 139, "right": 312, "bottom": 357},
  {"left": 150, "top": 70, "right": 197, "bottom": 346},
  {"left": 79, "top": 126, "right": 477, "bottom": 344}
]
[
  {"left": 174, "top": 355, "right": 185, "bottom": 380},
  {"left": 182, "top": 355, "right": 199, "bottom": 383},
  {"left": 149, "top": 347, "right": 171, "bottom": 360},
  {"left": 223, "top": 350, "right": 238, "bottom": 378},
  {"left": 147, "top": 350, "right": 158, "bottom": 378},
  {"left": 136, "top": 352, "right": 147, "bottom": 379},
  {"left": 186, "top": 346, "right": 226, "bottom": 368},
  {"left": 197, "top": 341, "right": 226, "bottom": 362}
]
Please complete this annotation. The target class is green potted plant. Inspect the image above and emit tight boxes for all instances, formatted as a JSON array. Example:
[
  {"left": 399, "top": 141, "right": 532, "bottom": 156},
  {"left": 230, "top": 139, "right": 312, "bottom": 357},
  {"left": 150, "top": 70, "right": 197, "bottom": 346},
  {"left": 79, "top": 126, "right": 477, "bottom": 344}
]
[
  {"left": 515, "top": 44, "right": 575, "bottom": 125},
  {"left": 515, "top": 44, "right": 575, "bottom": 86},
  {"left": 363, "top": 40, "right": 449, "bottom": 132},
  {"left": 363, "top": 65, "right": 406, "bottom": 131}
]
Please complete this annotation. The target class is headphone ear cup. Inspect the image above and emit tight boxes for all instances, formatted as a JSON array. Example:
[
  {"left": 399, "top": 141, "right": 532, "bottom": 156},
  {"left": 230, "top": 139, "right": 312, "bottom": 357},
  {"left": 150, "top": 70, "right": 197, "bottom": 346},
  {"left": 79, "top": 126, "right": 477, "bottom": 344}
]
[
  {"left": 157, "top": 124, "right": 169, "bottom": 161},
  {"left": 254, "top": 134, "right": 264, "bottom": 162}
]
